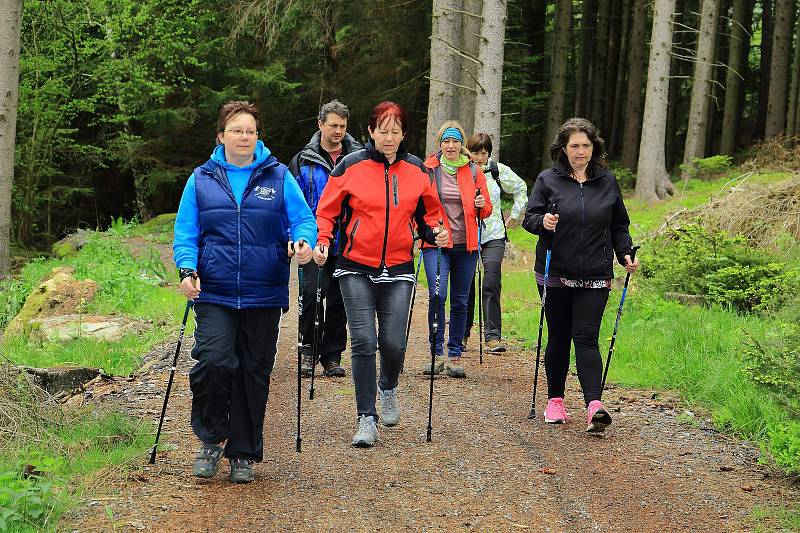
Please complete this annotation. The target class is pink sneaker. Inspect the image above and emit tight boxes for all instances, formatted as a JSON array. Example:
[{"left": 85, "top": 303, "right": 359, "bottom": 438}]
[
  {"left": 586, "top": 400, "right": 612, "bottom": 433},
  {"left": 544, "top": 397, "right": 568, "bottom": 424}
]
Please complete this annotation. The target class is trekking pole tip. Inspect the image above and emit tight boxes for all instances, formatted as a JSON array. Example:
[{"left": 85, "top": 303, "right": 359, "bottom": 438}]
[
  {"left": 148, "top": 447, "right": 157, "bottom": 464},
  {"left": 527, "top": 407, "right": 536, "bottom": 420}
]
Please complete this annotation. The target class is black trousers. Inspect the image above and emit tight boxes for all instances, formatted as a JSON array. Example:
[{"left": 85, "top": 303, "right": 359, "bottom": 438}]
[
  {"left": 189, "top": 302, "right": 280, "bottom": 462},
  {"left": 537, "top": 285, "right": 609, "bottom": 406},
  {"left": 465, "top": 238, "right": 505, "bottom": 341},
  {"left": 300, "top": 256, "right": 347, "bottom": 366}
]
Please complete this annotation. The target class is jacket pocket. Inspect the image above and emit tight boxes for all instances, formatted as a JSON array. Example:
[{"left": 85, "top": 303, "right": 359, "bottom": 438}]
[
  {"left": 198, "top": 241, "right": 214, "bottom": 272},
  {"left": 346, "top": 218, "right": 361, "bottom": 257}
]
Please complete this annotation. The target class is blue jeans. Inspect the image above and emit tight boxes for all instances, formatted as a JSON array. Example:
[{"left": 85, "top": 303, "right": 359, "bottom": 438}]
[
  {"left": 422, "top": 247, "right": 479, "bottom": 358},
  {"left": 339, "top": 274, "right": 413, "bottom": 420}
]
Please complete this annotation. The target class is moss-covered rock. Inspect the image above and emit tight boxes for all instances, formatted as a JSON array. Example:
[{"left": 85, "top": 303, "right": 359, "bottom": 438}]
[
  {"left": 131, "top": 213, "right": 176, "bottom": 237},
  {"left": 51, "top": 229, "right": 92, "bottom": 258},
  {"left": 4, "top": 269, "right": 99, "bottom": 337}
]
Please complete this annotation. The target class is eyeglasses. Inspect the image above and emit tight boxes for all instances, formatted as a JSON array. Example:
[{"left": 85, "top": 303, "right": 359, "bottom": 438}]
[{"left": 224, "top": 129, "right": 258, "bottom": 137}]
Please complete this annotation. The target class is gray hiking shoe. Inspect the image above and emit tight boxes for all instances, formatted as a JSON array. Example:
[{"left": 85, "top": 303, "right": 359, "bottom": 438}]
[
  {"left": 445, "top": 358, "right": 466, "bottom": 378},
  {"left": 229, "top": 457, "right": 255, "bottom": 483},
  {"left": 351, "top": 415, "right": 379, "bottom": 447},
  {"left": 422, "top": 355, "right": 446, "bottom": 375},
  {"left": 192, "top": 444, "right": 223, "bottom": 478},
  {"left": 380, "top": 387, "right": 400, "bottom": 427}
]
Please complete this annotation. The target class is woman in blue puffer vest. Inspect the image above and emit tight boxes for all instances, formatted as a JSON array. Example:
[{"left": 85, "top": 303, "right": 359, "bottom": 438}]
[{"left": 173, "top": 101, "right": 316, "bottom": 483}]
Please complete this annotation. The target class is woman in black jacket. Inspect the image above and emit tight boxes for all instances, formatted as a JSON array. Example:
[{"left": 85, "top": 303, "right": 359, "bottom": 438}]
[{"left": 522, "top": 118, "right": 638, "bottom": 433}]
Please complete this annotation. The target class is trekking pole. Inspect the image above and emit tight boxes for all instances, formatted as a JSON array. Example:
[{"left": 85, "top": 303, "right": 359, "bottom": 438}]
[
  {"left": 401, "top": 249, "right": 423, "bottom": 373},
  {"left": 527, "top": 203, "right": 557, "bottom": 420},
  {"left": 309, "top": 245, "right": 325, "bottom": 400},
  {"left": 427, "top": 220, "right": 443, "bottom": 443},
  {"left": 295, "top": 239, "right": 306, "bottom": 453},
  {"left": 475, "top": 188, "right": 484, "bottom": 365},
  {"left": 149, "top": 298, "right": 194, "bottom": 464},
  {"left": 600, "top": 245, "right": 641, "bottom": 396}
]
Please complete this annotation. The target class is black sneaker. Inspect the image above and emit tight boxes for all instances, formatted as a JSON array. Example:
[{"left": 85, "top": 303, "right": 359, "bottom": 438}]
[{"left": 322, "top": 360, "right": 346, "bottom": 377}]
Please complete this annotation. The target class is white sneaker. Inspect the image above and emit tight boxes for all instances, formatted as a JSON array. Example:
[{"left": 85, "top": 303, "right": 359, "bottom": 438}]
[
  {"left": 380, "top": 387, "right": 400, "bottom": 427},
  {"left": 351, "top": 415, "right": 379, "bottom": 447}
]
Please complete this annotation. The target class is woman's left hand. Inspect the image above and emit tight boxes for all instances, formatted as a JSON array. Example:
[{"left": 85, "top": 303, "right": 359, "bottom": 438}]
[
  {"left": 474, "top": 194, "right": 486, "bottom": 209},
  {"left": 624, "top": 255, "right": 639, "bottom": 273}
]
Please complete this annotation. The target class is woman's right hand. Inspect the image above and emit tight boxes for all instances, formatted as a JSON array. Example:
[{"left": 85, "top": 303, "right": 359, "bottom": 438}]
[
  {"left": 433, "top": 225, "right": 449, "bottom": 247},
  {"left": 313, "top": 244, "right": 329, "bottom": 265},
  {"left": 180, "top": 273, "right": 201, "bottom": 300},
  {"left": 543, "top": 213, "right": 559, "bottom": 232}
]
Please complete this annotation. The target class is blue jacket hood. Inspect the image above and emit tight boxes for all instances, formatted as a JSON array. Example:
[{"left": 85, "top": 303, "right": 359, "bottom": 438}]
[{"left": 210, "top": 140, "right": 271, "bottom": 170}]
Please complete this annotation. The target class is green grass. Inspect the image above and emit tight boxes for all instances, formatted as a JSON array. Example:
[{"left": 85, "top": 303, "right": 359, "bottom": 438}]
[
  {"left": 1, "top": 230, "right": 188, "bottom": 374},
  {"left": 749, "top": 505, "right": 800, "bottom": 532},
  {"left": 1, "top": 408, "right": 151, "bottom": 532}
]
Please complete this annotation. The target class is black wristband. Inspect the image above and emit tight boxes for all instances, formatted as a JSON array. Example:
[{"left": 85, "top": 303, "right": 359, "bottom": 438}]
[{"left": 179, "top": 268, "right": 197, "bottom": 281}]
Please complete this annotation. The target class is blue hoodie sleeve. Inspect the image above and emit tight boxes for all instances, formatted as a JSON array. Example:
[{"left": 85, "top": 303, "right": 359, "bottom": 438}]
[
  {"left": 173, "top": 174, "right": 200, "bottom": 270},
  {"left": 283, "top": 169, "right": 317, "bottom": 247}
]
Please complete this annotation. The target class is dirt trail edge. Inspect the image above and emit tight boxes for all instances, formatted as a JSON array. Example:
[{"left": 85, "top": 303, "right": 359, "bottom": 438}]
[{"left": 68, "top": 267, "right": 799, "bottom": 532}]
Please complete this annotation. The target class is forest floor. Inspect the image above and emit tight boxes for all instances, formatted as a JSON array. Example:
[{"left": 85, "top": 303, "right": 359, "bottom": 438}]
[{"left": 62, "top": 257, "right": 800, "bottom": 533}]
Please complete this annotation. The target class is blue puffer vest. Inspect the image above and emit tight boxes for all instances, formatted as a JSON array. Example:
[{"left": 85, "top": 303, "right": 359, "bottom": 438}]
[{"left": 194, "top": 156, "right": 290, "bottom": 308}]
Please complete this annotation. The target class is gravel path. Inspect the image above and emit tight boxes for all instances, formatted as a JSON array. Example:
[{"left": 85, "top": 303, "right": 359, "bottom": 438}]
[{"left": 66, "top": 267, "right": 800, "bottom": 532}]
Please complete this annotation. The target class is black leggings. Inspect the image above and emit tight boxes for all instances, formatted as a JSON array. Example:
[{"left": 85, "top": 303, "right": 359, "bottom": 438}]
[{"left": 537, "top": 285, "right": 609, "bottom": 406}]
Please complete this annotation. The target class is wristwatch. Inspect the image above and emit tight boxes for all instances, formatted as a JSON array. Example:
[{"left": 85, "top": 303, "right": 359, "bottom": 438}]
[{"left": 179, "top": 268, "right": 197, "bottom": 281}]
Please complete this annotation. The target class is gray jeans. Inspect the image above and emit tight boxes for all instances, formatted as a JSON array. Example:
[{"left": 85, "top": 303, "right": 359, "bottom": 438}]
[
  {"left": 465, "top": 238, "right": 505, "bottom": 341},
  {"left": 339, "top": 274, "right": 413, "bottom": 420}
]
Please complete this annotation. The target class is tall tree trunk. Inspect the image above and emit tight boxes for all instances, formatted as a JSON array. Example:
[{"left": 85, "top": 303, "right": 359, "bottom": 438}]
[
  {"left": 620, "top": 0, "right": 648, "bottom": 169},
  {"left": 787, "top": 8, "right": 800, "bottom": 137},
  {"left": 542, "top": 0, "right": 573, "bottom": 168},
  {"left": 575, "top": 0, "right": 598, "bottom": 117},
  {"left": 765, "top": 0, "right": 794, "bottom": 138},
  {"left": 757, "top": 0, "right": 774, "bottom": 139},
  {"left": 707, "top": 0, "right": 730, "bottom": 156},
  {"left": 665, "top": 0, "right": 688, "bottom": 171},
  {"left": 591, "top": 0, "right": 612, "bottom": 127},
  {"left": 426, "top": 0, "right": 464, "bottom": 155},
  {"left": 720, "top": 0, "right": 754, "bottom": 154},
  {"left": 526, "top": 0, "right": 547, "bottom": 174},
  {"left": 458, "top": 0, "right": 482, "bottom": 136},
  {"left": 474, "top": 0, "right": 508, "bottom": 159},
  {"left": 604, "top": 0, "right": 624, "bottom": 138},
  {"left": 683, "top": 0, "right": 721, "bottom": 170},
  {"left": 0, "top": 0, "right": 22, "bottom": 279},
  {"left": 609, "top": 0, "right": 632, "bottom": 156},
  {"left": 637, "top": 0, "right": 677, "bottom": 202}
]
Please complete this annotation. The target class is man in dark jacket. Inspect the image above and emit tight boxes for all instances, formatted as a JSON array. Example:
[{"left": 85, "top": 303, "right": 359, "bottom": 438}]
[{"left": 289, "top": 99, "right": 363, "bottom": 378}]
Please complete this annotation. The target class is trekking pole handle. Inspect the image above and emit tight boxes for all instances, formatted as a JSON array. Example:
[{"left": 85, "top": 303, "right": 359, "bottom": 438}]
[
  {"left": 630, "top": 245, "right": 640, "bottom": 261},
  {"left": 547, "top": 202, "right": 558, "bottom": 233}
]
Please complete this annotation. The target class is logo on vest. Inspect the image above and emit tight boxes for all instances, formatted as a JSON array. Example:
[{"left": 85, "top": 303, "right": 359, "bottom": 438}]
[{"left": 254, "top": 186, "right": 276, "bottom": 201}]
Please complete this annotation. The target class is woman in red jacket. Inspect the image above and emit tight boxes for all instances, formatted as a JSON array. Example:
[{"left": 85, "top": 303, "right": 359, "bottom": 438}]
[
  {"left": 420, "top": 121, "right": 492, "bottom": 379},
  {"left": 313, "top": 101, "right": 448, "bottom": 448}
]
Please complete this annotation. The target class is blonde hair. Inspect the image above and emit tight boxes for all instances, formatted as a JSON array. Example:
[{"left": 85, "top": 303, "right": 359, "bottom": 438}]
[{"left": 436, "top": 120, "right": 471, "bottom": 157}]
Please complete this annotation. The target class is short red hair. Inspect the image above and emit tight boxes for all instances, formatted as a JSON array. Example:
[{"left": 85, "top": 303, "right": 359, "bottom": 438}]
[{"left": 369, "top": 101, "right": 408, "bottom": 135}]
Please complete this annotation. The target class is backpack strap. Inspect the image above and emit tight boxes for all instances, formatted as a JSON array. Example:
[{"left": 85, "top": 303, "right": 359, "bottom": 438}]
[{"left": 490, "top": 160, "right": 501, "bottom": 186}]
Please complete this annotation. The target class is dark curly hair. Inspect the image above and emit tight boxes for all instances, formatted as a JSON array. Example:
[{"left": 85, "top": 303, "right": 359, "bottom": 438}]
[{"left": 549, "top": 118, "right": 607, "bottom": 170}]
